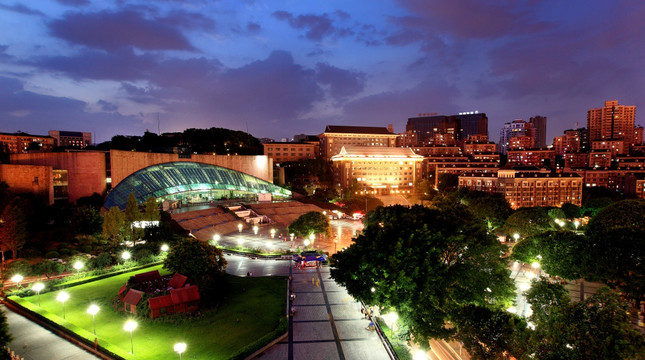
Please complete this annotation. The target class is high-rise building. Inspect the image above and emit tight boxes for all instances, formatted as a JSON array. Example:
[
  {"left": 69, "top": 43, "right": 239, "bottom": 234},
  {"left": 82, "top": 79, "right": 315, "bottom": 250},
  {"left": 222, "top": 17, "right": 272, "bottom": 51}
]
[
  {"left": 405, "top": 113, "right": 487, "bottom": 146},
  {"left": 529, "top": 116, "right": 547, "bottom": 148},
  {"left": 587, "top": 100, "right": 636, "bottom": 142},
  {"left": 48, "top": 130, "right": 92, "bottom": 148},
  {"left": 498, "top": 120, "right": 536, "bottom": 154}
]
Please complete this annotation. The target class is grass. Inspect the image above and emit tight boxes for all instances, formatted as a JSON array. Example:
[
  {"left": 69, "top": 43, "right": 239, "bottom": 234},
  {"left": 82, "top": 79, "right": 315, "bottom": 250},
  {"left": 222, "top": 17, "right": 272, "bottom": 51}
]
[
  {"left": 11, "top": 265, "right": 287, "bottom": 359},
  {"left": 376, "top": 317, "right": 413, "bottom": 360}
]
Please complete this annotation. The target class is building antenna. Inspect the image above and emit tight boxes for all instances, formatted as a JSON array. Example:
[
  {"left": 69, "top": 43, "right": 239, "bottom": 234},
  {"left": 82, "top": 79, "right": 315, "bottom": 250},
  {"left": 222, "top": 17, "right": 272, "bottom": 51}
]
[
  {"left": 157, "top": 113, "right": 160, "bottom": 135},
  {"left": 246, "top": 122, "right": 249, "bottom": 134}
]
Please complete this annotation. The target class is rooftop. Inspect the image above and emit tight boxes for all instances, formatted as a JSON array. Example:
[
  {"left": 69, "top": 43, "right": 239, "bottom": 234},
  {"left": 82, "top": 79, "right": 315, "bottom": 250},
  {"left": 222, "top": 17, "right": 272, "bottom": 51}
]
[{"left": 323, "top": 125, "right": 394, "bottom": 135}]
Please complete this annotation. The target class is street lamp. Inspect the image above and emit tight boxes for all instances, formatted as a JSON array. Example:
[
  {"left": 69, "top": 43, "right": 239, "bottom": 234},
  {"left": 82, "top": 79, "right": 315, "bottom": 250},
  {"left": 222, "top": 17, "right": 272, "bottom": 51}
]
[
  {"left": 121, "top": 251, "right": 131, "bottom": 261},
  {"left": 11, "top": 274, "right": 23, "bottom": 288},
  {"left": 574, "top": 220, "right": 580, "bottom": 229},
  {"left": 161, "top": 244, "right": 169, "bottom": 252},
  {"left": 253, "top": 225, "right": 259, "bottom": 235},
  {"left": 57, "top": 291, "right": 69, "bottom": 319},
  {"left": 73, "top": 261, "right": 84, "bottom": 272},
  {"left": 237, "top": 223, "right": 243, "bottom": 233},
  {"left": 32, "top": 282, "right": 45, "bottom": 306},
  {"left": 124, "top": 320, "right": 138, "bottom": 355},
  {"left": 303, "top": 239, "right": 310, "bottom": 248},
  {"left": 309, "top": 233, "right": 315, "bottom": 247},
  {"left": 371, "top": 287, "right": 376, "bottom": 293},
  {"left": 237, "top": 238, "right": 244, "bottom": 248},
  {"left": 174, "top": 342, "right": 187, "bottom": 360},
  {"left": 270, "top": 228, "right": 276, "bottom": 238},
  {"left": 290, "top": 233, "right": 295, "bottom": 241},
  {"left": 87, "top": 304, "right": 99, "bottom": 335},
  {"left": 513, "top": 233, "right": 520, "bottom": 241}
]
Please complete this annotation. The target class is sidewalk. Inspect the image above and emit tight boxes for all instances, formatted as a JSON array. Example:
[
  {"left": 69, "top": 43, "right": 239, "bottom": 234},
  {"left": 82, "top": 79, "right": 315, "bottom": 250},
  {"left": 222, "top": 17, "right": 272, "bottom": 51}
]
[{"left": 255, "top": 266, "right": 391, "bottom": 360}]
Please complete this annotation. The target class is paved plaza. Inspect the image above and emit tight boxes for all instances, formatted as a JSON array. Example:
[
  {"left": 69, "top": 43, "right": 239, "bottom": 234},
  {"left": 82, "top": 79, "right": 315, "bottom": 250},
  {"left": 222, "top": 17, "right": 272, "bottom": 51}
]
[{"left": 254, "top": 266, "right": 390, "bottom": 360}]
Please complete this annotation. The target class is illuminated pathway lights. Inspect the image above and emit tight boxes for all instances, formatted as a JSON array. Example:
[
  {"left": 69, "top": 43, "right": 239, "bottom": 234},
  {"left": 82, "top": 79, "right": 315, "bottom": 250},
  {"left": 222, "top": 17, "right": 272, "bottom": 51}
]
[
  {"left": 32, "top": 282, "right": 45, "bottom": 306},
  {"left": 87, "top": 304, "right": 99, "bottom": 335},
  {"left": 174, "top": 342, "right": 187, "bottom": 360},
  {"left": 57, "top": 291, "right": 70, "bottom": 319},
  {"left": 124, "top": 320, "right": 138, "bottom": 355}
]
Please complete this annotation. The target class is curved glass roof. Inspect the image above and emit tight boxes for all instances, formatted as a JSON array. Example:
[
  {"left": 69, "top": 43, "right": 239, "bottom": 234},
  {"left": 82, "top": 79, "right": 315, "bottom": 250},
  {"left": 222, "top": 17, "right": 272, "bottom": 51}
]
[{"left": 104, "top": 161, "right": 291, "bottom": 210}]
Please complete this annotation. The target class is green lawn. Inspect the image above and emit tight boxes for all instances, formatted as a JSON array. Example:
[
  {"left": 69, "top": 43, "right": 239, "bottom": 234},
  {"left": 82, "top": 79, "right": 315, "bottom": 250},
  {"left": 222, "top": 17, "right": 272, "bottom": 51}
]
[{"left": 11, "top": 265, "right": 287, "bottom": 359}]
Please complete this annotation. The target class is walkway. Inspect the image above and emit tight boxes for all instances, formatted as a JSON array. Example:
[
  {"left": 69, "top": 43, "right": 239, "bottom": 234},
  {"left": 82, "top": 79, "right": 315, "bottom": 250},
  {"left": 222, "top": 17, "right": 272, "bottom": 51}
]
[
  {"left": 255, "top": 266, "right": 391, "bottom": 360},
  {"left": 2, "top": 305, "right": 100, "bottom": 360}
]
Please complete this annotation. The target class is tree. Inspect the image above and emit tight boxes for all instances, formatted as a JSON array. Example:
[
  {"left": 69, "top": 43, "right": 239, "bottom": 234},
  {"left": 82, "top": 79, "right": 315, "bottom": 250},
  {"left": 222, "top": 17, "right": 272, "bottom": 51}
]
[
  {"left": 125, "top": 193, "right": 142, "bottom": 242},
  {"left": 452, "top": 305, "right": 528, "bottom": 360},
  {"left": 102, "top": 206, "right": 125, "bottom": 247},
  {"left": 73, "top": 206, "right": 103, "bottom": 235},
  {"left": 163, "top": 238, "right": 227, "bottom": 284},
  {"left": 437, "top": 173, "right": 459, "bottom": 192},
  {"left": 526, "top": 280, "right": 645, "bottom": 360},
  {"left": 33, "top": 260, "right": 64, "bottom": 280},
  {"left": 287, "top": 211, "right": 332, "bottom": 238},
  {"left": 466, "top": 194, "right": 512, "bottom": 230},
  {"left": 560, "top": 203, "right": 581, "bottom": 219},
  {"left": 142, "top": 196, "right": 160, "bottom": 222},
  {"left": 501, "top": 207, "right": 552, "bottom": 239},
  {"left": 583, "top": 200, "right": 645, "bottom": 303},
  {"left": 0, "top": 198, "right": 29, "bottom": 260},
  {"left": 531, "top": 231, "right": 586, "bottom": 280},
  {"left": 330, "top": 205, "right": 515, "bottom": 346}
]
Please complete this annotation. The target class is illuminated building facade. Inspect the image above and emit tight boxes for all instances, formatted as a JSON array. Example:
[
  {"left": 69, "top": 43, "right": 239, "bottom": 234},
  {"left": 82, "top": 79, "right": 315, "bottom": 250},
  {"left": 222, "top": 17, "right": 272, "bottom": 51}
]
[
  {"left": 587, "top": 100, "right": 636, "bottom": 142},
  {"left": 506, "top": 149, "right": 556, "bottom": 167},
  {"left": 459, "top": 170, "right": 583, "bottom": 209},
  {"left": 263, "top": 142, "right": 318, "bottom": 163},
  {"left": 331, "top": 146, "right": 423, "bottom": 193},
  {"left": 48, "top": 130, "right": 92, "bottom": 148},
  {"left": 319, "top": 125, "right": 397, "bottom": 161},
  {"left": 0, "top": 132, "right": 55, "bottom": 154},
  {"left": 498, "top": 120, "right": 536, "bottom": 154},
  {"left": 405, "top": 112, "right": 488, "bottom": 146}
]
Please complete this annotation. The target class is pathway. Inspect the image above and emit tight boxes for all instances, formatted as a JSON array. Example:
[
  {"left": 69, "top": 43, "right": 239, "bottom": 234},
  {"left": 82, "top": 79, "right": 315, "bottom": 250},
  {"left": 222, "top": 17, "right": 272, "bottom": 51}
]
[
  {"left": 2, "top": 304, "right": 101, "bottom": 360},
  {"left": 254, "top": 266, "right": 391, "bottom": 360}
]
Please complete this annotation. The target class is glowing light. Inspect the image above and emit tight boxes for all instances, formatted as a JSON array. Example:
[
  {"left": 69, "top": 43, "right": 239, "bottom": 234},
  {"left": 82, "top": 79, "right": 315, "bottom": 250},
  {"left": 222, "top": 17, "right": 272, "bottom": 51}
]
[
  {"left": 121, "top": 251, "right": 131, "bottom": 260},
  {"left": 161, "top": 244, "right": 169, "bottom": 252},
  {"left": 270, "top": 228, "right": 276, "bottom": 238},
  {"left": 253, "top": 225, "right": 259, "bottom": 235},
  {"left": 520, "top": 282, "right": 531, "bottom": 291},
  {"left": 213, "top": 234, "right": 221, "bottom": 242},
  {"left": 11, "top": 274, "right": 23, "bottom": 285},
  {"left": 57, "top": 291, "right": 70, "bottom": 319},
  {"left": 174, "top": 342, "right": 187, "bottom": 358},
  {"left": 304, "top": 239, "right": 310, "bottom": 247},
  {"left": 87, "top": 304, "right": 99, "bottom": 315},
  {"left": 507, "top": 307, "right": 517, "bottom": 313},
  {"left": 290, "top": 233, "right": 294, "bottom": 241},
  {"left": 513, "top": 233, "right": 520, "bottom": 241},
  {"left": 73, "top": 261, "right": 84, "bottom": 271},
  {"left": 531, "top": 262, "right": 540, "bottom": 269},
  {"left": 370, "top": 287, "right": 376, "bottom": 293},
  {"left": 238, "top": 223, "right": 243, "bottom": 232},
  {"left": 413, "top": 349, "right": 428, "bottom": 360}
]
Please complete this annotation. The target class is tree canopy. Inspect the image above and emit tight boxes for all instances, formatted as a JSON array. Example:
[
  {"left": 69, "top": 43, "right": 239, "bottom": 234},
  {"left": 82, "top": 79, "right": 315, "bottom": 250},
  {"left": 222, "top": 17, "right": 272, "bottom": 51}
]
[
  {"left": 163, "top": 238, "right": 227, "bottom": 284},
  {"left": 583, "top": 199, "right": 645, "bottom": 303},
  {"left": 330, "top": 204, "right": 515, "bottom": 348},
  {"left": 501, "top": 207, "right": 553, "bottom": 239},
  {"left": 287, "top": 211, "right": 332, "bottom": 238}
]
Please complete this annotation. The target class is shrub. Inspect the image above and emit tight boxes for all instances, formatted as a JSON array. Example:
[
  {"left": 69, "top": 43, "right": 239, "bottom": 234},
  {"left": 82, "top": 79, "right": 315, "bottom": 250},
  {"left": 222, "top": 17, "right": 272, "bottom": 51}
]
[
  {"left": 80, "top": 245, "right": 93, "bottom": 254},
  {"left": 59, "top": 248, "right": 71, "bottom": 256},
  {"left": 32, "top": 260, "right": 64, "bottom": 279},
  {"left": 7, "top": 260, "right": 32, "bottom": 277},
  {"left": 93, "top": 252, "right": 114, "bottom": 269},
  {"left": 45, "top": 250, "right": 60, "bottom": 259}
]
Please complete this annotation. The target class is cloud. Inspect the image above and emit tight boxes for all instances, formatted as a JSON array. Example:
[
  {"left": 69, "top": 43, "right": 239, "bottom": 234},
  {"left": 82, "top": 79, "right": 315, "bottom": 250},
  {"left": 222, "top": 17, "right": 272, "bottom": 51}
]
[
  {"left": 246, "top": 22, "right": 261, "bottom": 34},
  {"left": 0, "top": 3, "right": 45, "bottom": 16},
  {"left": 31, "top": 47, "right": 158, "bottom": 81},
  {"left": 315, "top": 63, "right": 366, "bottom": 99},
  {"left": 0, "top": 76, "right": 145, "bottom": 139},
  {"left": 55, "top": 0, "right": 90, "bottom": 6},
  {"left": 48, "top": 9, "right": 196, "bottom": 51},
  {"left": 272, "top": 10, "right": 354, "bottom": 41},
  {"left": 98, "top": 99, "right": 118, "bottom": 112}
]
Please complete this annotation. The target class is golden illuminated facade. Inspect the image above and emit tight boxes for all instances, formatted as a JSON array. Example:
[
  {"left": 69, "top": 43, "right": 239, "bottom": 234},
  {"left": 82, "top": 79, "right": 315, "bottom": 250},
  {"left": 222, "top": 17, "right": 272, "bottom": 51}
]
[
  {"left": 587, "top": 100, "right": 635, "bottom": 142},
  {"left": 263, "top": 142, "right": 318, "bottom": 163},
  {"left": 331, "top": 146, "right": 423, "bottom": 193},
  {"left": 0, "top": 132, "right": 55, "bottom": 154},
  {"left": 319, "top": 125, "right": 398, "bottom": 161},
  {"left": 506, "top": 149, "right": 556, "bottom": 167},
  {"left": 459, "top": 169, "right": 583, "bottom": 209}
]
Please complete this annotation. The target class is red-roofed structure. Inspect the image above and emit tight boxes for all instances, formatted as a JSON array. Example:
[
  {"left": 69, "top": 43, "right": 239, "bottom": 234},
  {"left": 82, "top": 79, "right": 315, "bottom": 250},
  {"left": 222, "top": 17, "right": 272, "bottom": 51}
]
[
  {"left": 123, "top": 289, "right": 144, "bottom": 314},
  {"left": 148, "top": 294, "right": 175, "bottom": 319},
  {"left": 118, "top": 284, "right": 128, "bottom": 302},
  {"left": 170, "top": 286, "right": 200, "bottom": 314},
  {"left": 134, "top": 270, "right": 161, "bottom": 283},
  {"left": 168, "top": 273, "right": 188, "bottom": 289}
]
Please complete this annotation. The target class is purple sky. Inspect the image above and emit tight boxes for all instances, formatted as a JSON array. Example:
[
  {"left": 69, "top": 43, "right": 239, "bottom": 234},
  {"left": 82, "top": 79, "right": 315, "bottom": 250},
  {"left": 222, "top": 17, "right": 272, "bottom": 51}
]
[{"left": 1, "top": 0, "right": 644, "bottom": 144}]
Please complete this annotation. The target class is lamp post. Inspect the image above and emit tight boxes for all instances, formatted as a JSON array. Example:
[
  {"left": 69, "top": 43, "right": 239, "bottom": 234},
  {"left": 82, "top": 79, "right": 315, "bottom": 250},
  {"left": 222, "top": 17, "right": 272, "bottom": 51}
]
[
  {"left": 513, "top": 233, "right": 520, "bottom": 242},
  {"left": 270, "top": 228, "right": 276, "bottom": 238},
  {"left": 73, "top": 261, "right": 84, "bottom": 273},
  {"left": 303, "top": 239, "right": 310, "bottom": 249},
  {"left": 57, "top": 291, "right": 69, "bottom": 319},
  {"left": 253, "top": 225, "right": 259, "bottom": 235},
  {"left": 121, "top": 251, "right": 131, "bottom": 262},
  {"left": 124, "top": 320, "right": 138, "bottom": 355},
  {"left": 174, "top": 342, "right": 187, "bottom": 360},
  {"left": 87, "top": 304, "right": 99, "bottom": 335},
  {"left": 237, "top": 223, "right": 243, "bottom": 233},
  {"left": 161, "top": 244, "right": 169, "bottom": 252},
  {"left": 10, "top": 274, "right": 23, "bottom": 288},
  {"left": 32, "top": 282, "right": 45, "bottom": 306}
]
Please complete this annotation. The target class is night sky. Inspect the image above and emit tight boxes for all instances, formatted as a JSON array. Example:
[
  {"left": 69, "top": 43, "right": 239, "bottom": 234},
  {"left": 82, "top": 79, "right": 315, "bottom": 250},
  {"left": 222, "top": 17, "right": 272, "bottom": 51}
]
[{"left": 1, "top": 0, "right": 644, "bottom": 144}]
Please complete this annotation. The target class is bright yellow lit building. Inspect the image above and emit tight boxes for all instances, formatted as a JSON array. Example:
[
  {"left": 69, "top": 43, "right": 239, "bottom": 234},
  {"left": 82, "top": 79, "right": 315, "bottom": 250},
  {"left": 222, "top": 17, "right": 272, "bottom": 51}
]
[{"left": 331, "top": 146, "right": 423, "bottom": 194}]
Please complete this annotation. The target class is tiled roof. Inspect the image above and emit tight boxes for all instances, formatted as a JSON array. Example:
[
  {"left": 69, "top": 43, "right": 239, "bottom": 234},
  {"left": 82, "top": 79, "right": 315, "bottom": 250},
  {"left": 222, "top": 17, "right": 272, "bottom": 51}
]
[
  {"left": 171, "top": 285, "right": 200, "bottom": 303},
  {"left": 124, "top": 289, "right": 144, "bottom": 305},
  {"left": 323, "top": 125, "right": 393, "bottom": 135},
  {"left": 168, "top": 273, "right": 188, "bottom": 289},
  {"left": 148, "top": 294, "right": 173, "bottom": 309},
  {"left": 134, "top": 270, "right": 161, "bottom": 283}
]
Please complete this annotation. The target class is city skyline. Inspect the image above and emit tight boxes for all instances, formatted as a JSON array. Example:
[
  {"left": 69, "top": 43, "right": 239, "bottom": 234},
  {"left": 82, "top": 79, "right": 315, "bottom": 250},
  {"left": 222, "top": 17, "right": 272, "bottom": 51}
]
[{"left": 1, "top": 0, "right": 644, "bottom": 144}]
